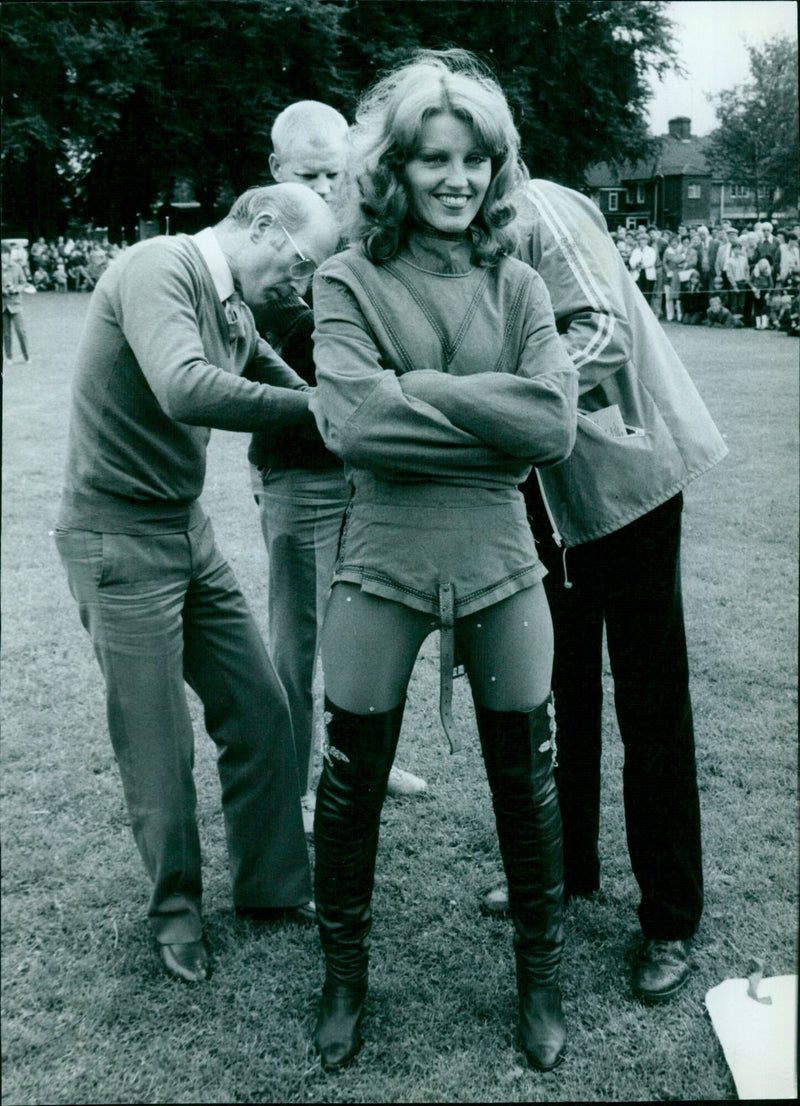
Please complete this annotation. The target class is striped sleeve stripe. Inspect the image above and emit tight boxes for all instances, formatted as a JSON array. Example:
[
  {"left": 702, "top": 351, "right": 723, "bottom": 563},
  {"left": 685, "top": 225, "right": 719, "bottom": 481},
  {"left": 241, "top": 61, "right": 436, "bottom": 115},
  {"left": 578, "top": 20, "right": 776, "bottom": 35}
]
[
  {"left": 569, "top": 312, "right": 616, "bottom": 369},
  {"left": 527, "top": 182, "right": 617, "bottom": 367}
]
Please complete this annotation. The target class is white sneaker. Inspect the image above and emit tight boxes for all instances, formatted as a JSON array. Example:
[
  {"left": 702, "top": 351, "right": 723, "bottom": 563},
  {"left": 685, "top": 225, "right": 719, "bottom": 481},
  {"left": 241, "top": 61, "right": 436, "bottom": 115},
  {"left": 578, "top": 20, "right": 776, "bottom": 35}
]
[{"left": 386, "top": 765, "right": 427, "bottom": 798}]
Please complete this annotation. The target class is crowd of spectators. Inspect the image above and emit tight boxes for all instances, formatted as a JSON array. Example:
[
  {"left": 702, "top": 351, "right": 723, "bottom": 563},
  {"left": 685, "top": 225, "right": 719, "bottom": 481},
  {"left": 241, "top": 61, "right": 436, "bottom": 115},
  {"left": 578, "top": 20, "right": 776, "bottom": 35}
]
[
  {"left": 14, "top": 235, "right": 130, "bottom": 293},
  {"left": 7, "top": 218, "right": 800, "bottom": 337},
  {"left": 616, "top": 220, "right": 800, "bottom": 336}
]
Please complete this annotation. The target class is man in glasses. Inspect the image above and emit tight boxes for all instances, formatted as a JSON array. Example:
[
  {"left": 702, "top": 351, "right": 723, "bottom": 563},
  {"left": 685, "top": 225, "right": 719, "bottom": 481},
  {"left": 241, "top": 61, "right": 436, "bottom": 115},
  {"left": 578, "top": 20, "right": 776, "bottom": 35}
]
[
  {"left": 249, "top": 102, "right": 427, "bottom": 836},
  {"left": 55, "top": 183, "right": 339, "bottom": 983}
]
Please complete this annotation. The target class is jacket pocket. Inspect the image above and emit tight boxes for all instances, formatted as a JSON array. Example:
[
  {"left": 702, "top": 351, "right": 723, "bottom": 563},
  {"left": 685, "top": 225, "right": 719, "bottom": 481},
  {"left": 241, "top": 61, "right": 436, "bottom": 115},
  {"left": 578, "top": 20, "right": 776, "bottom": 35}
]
[{"left": 542, "top": 380, "right": 686, "bottom": 543}]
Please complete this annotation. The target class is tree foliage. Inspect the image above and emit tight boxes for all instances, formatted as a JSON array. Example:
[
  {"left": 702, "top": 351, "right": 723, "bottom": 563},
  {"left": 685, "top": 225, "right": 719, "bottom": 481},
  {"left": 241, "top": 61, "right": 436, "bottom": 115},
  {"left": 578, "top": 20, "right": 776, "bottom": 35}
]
[
  {"left": 337, "top": 1, "right": 677, "bottom": 187},
  {"left": 2, "top": 0, "right": 679, "bottom": 238},
  {"left": 2, "top": 2, "right": 154, "bottom": 235},
  {"left": 707, "top": 35, "right": 799, "bottom": 219}
]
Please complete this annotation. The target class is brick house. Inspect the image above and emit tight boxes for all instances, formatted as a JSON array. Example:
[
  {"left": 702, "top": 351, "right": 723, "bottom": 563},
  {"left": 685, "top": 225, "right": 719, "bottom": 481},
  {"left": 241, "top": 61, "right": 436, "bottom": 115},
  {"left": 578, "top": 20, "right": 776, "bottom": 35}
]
[{"left": 584, "top": 117, "right": 795, "bottom": 231}]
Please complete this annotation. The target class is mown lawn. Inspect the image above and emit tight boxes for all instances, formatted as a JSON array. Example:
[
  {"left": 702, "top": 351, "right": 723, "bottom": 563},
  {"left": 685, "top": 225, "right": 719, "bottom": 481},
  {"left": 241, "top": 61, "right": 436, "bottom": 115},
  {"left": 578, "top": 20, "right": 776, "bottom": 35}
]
[{"left": 1, "top": 292, "right": 797, "bottom": 1104}]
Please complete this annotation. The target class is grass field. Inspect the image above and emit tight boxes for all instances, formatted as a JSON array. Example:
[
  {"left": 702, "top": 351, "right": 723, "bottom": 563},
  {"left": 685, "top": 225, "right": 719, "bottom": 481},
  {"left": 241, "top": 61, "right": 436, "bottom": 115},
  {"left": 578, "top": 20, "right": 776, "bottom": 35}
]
[{"left": 1, "top": 292, "right": 797, "bottom": 1104}]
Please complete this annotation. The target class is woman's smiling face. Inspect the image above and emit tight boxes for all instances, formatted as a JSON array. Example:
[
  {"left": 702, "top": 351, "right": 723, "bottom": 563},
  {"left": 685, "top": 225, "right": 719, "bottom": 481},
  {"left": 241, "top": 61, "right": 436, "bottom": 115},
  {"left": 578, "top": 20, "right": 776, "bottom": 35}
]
[{"left": 404, "top": 112, "right": 492, "bottom": 233}]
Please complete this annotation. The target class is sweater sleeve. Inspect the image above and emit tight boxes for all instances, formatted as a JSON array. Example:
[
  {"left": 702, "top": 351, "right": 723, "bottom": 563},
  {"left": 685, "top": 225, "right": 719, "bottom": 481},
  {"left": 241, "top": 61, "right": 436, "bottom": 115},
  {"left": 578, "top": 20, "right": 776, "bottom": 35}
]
[
  {"left": 252, "top": 293, "right": 319, "bottom": 385},
  {"left": 397, "top": 273, "right": 578, "bottom": 464},
  {"left": 520, "top": 182, "right": 635, "bottom": 396},
  {"left": 243, "top": 333, "right": 312, "bottom": 390},
  {"left": 115, "top": 243, "right": 312, "bottom": 433},
  {"left": 310, "top": 269, "right": 523, "bottom": 478}
]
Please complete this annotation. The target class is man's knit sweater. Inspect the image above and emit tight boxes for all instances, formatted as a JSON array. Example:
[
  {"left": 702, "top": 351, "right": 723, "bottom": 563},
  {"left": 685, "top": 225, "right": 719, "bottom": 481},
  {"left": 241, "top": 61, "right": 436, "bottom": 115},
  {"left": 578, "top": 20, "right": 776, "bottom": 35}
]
[{"left": 59, "top": 234, "right": 315, "bottom": 534}]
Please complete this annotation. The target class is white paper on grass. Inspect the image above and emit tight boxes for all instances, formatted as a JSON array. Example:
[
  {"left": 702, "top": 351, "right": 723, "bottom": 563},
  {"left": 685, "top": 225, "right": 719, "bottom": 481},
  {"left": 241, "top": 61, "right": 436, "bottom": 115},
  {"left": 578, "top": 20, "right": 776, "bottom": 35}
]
[{"left": 705, "top": 975, "right": 797, "bottom": 1100}]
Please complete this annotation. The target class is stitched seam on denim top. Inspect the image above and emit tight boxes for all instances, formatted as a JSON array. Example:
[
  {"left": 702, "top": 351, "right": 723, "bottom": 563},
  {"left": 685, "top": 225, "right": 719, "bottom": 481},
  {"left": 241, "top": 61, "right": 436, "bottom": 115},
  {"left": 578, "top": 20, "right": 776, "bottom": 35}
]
[
  {"left": 492, "top": 274, "right": 528, "bottom": 375},
  {"left": 386, "top": 261, "right": 492, "bottom": 364},
  {"left": 334, "top": 260, "right": 417, "bottom": 376}
]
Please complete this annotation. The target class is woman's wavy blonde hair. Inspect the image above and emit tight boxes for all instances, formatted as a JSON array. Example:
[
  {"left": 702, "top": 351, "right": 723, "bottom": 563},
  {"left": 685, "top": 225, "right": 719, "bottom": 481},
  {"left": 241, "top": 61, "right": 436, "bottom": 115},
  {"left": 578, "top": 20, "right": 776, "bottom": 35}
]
[{"left": 346, "top": 49, "right": 529, "bottom": 265}]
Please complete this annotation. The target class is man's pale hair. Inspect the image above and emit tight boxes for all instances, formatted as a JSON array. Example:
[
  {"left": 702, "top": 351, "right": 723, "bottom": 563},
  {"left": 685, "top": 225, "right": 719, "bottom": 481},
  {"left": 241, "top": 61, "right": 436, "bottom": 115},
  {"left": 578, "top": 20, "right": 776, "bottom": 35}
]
[
  {"left": 271, "top": 100, "right": 349, "bottom": 158},
  {"left": 219, "top": 182, "right": 322, "bottom": 233}
]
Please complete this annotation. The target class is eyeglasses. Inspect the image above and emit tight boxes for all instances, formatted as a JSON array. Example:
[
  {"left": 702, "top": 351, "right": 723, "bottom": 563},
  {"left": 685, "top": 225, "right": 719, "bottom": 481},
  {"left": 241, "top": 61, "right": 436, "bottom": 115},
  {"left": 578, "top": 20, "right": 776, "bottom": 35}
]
[{"left": 275, "top": 219, "right": 317, "bottom": 280}]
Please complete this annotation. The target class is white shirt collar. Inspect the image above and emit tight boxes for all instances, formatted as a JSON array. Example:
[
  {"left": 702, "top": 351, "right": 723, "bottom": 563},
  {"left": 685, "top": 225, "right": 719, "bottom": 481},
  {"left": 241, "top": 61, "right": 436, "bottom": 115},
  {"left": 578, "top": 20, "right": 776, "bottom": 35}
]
[{"left": 193, "top": 227, "right": 235, "bottom": 303}]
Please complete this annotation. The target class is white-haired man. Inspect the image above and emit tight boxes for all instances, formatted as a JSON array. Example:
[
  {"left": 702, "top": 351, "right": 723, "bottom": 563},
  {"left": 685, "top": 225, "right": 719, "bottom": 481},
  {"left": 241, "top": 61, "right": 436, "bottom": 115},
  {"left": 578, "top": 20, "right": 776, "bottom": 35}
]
[
  {"left": 754, "top": 221, "right": 780, "bottom": 277},
  {"left": 56, "top": 184, "right": 338, "bottom": 983},
  {"left": 249, "top": 102, "right": 427, "bottom": 831}
]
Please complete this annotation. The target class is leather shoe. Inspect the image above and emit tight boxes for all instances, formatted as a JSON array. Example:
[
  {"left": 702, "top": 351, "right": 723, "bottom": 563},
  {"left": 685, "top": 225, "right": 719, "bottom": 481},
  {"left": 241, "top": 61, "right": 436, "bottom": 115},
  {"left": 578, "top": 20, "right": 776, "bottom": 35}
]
[
  {"left": 633, "top": 938, "right": 691, "bottom": 1003},
  {"left": 386, "top": 765, "right": 427, "bottom": 798},
  {"left": 159, "top": 939, "right": 209, "bottom": 983},
  {"left": 480, "top": 881, "right": 510, "bottom": 918},
  {"left": 480, "top": 879, "right": 594, "bottom": 919},
  {"left": 235, "top": 901, "right": 316, "bottom": 927},
  {"left": 313, "top": 979, "right": 367, "bottom": 1072}
]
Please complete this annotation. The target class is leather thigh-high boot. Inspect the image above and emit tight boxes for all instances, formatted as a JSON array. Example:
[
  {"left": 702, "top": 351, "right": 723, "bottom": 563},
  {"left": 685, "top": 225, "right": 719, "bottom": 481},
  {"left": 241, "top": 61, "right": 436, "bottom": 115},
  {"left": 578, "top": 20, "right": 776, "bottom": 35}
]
[
  {"left": 476, "top": 695, "right": 566, "bottom": 1071},
  {"left": 312, "top": 696, "right": 405, "bottom": 1072}
]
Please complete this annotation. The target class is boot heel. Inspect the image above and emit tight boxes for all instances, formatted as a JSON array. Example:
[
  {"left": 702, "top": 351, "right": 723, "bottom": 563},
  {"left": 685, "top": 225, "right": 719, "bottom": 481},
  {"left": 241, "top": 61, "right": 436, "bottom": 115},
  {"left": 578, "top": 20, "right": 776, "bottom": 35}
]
[
  {"left": 314, "top": 979, "right": 367, "bottom": 1072},
  {"left": 518, "top": 984, "right": 566, "bottom": 1071}
]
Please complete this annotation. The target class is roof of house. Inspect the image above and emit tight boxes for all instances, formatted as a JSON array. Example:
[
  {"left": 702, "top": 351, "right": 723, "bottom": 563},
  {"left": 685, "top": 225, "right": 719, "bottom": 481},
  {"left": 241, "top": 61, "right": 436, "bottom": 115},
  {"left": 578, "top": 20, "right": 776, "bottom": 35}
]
[
  {"left": 625, "top": 133, "right": 712, "bottom": 180},
  {"left": 586, "top": 127, "right": 716, "bottom": 188}
]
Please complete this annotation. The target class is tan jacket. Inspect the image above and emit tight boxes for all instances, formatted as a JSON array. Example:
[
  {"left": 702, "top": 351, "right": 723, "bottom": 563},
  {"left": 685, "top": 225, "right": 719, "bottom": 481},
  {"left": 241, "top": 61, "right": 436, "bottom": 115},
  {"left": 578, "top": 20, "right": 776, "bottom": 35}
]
[{"left": 519, "top": 180, "right": 728, "bottom": 546}]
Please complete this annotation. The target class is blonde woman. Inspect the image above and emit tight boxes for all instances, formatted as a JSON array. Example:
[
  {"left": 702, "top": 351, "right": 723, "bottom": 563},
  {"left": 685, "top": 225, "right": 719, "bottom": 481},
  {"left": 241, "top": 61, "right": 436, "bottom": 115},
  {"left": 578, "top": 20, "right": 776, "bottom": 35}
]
[{"left": 308, "top": 50, "right": 577, "bottom": 1072}]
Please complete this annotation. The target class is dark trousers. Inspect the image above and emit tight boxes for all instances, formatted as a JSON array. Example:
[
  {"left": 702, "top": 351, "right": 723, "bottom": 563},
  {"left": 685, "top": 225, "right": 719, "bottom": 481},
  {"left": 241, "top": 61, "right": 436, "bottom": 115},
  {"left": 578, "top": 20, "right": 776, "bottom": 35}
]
[
  {"left": 525, "top": 488, "right": 703, "bottom": 940},
  {"left": 728, "top": 283, "right": 747, "bottom": 314},
  {"left": 55, "top": 516, "right": 312, "bottom": 942}
]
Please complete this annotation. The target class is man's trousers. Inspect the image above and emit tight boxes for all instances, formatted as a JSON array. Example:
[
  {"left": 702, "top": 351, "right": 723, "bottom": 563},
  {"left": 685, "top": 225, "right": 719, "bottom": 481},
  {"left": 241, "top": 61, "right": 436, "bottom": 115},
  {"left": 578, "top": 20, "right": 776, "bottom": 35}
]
[
  {"left": 256, "top": 467, "right": 351, "bottom": 794},
  {"left": 3, "top": 307, "right": 29, "bottom": 360},
  {"left": 55, "top": 515, "right": 312, "bottom": 944},
  {"left": 527, "top": 490, "right": 703, "bottom": 941}
]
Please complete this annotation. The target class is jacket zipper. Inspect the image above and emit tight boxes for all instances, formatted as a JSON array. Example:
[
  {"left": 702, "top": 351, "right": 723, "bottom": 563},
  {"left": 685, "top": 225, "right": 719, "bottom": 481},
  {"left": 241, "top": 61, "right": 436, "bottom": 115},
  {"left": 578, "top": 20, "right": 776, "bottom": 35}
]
[{"left": 535, "top": 470, "right": 573, "bottom": 588}]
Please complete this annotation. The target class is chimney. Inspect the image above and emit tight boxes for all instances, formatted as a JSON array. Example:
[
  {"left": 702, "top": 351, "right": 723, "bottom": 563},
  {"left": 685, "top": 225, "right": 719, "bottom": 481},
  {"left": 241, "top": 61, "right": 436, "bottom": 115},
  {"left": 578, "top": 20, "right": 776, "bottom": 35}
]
[{"left": 668, "top": 117, "right": 691, "bottom": 141}]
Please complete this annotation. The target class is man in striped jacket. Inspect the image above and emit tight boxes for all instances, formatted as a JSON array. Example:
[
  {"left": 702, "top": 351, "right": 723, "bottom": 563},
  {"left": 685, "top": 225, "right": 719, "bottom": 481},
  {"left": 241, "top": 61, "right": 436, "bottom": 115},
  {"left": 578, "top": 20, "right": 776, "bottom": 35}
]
[{"left": 482, "top": 179, "right": 727, "bottom": 1006}]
